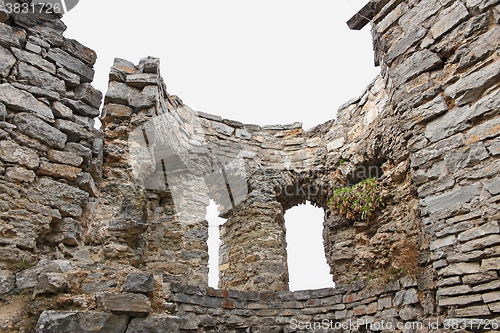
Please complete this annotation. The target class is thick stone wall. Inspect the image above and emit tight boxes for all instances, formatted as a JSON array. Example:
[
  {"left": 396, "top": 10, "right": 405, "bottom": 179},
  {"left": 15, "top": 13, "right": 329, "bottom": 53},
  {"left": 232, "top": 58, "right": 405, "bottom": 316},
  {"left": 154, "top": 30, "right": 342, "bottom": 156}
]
[{"left": 0, "top": 0, "right": 499, "bottom": 332}]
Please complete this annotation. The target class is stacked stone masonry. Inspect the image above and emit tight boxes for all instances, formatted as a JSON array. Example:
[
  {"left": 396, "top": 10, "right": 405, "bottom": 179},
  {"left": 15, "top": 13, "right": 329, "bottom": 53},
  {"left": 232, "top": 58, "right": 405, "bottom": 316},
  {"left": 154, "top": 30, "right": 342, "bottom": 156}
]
[{"left": 0, "top": 0, "right": 499, "bottom": 332}]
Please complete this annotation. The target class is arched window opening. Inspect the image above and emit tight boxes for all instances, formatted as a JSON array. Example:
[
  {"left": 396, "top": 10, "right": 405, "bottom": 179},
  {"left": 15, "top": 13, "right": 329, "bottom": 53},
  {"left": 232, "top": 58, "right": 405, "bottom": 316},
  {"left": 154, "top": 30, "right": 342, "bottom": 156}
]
[
  {"left": 206, "top": 200, "right": 227, "bottom": 288},
  {"left": 285, "top": 202, "right": 334, "bottom": 291}
]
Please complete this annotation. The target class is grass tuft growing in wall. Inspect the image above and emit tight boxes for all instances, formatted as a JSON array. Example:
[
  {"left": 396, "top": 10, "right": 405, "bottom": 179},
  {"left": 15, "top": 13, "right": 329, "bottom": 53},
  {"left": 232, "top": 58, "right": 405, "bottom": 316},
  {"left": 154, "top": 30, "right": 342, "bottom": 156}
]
[{"left": 329, "top": 177, "right": 383, "bottom": 220}]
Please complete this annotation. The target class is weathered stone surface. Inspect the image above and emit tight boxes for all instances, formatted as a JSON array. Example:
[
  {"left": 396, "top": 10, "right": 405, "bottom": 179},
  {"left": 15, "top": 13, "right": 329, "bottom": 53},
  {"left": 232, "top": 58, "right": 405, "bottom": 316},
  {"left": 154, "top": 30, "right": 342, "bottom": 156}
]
[
  {"left": 11, "top": 47, "right": 56, "bottom": 74},
  {"left": 61, "top": 98, "right": 100, "bottom": 118},
  {"left": 420, "top": 183, "right": 481, "bottom": 214},
  {"left": 436, "top": 285, "right": 473, "bottom": 297},
  {"left": 75, "top": 172, "right": 98, "bottom": 197},
  {"left": 445, "top": 60, "right": 500, "bottom": 106},
  {"left": 74, "top": 83, "right": 103, "bottom": 109},
  {"left": 126, "top": 315, "right": 180, "bottom": 333},
  {"left": 36, "top": 311, "right": 128, "bottom": 333},
  {"left": 431, "top": 2, "right": 470, "bottom": 39},
  {"left": 129, "top": 85, "right": 157, "bottom": 111},
  {"left": 0, "top": 270, "right": 15, "bottom": 294},
  {"left": 13, "top": 112, "right": 66, "bottom": 149},
  {"left": 99, "top": 293, "right": 151, "bottom": 317},
  {"left": 37, "top": 162, "right": 81, "bottom": 181},
  {"left": 51, "top": 101, "right": 73, "bottom": 120},
  {"left": 458, "top": 222, "right": 499, "bottom": 242},
  {"left": 0, "top": 140, "right": 39, "bottom": 169},
  {"left": 466, "top": 116, "right": 500, "bottom": 144},
  {"left": 472, "top": 280, "right": 500, "bottom": 292},
  {"left": 54, "top": 119, "right": 91, "bottom": 141},
  {"left": 33, "top": 273, "right": 67, "bottom": 297},
  {"left": 48, "top": 149, "right": 83, "bottom": 167},
  {"left": 109, "top": 58, "right": 136, "bottom": 82},
  {"left": 462, "top": 234, "right": 500, "bottom": 252},
  {"left": 484, "top": 176, "right": 500, "bottom": 195},
  {"left": 213, "top": 122, "right": 234, "bottom": 136},
  {"left": 123, "top": 273, "right": 154, "bottom": 294},
  {"left": 411, "top": 133, "right": 464, "bottom": 168},
  {"left": 18, "top": 62, "right": 66, "bottom": 94},
  {"left": 481, "top": 257, "right": 500, "bottom": 271},
  {"left": 6, "top": 166, "right": 36, "bottom": 183},
  {"left": 425, "top": 105, "right": 472, "bottom": 143},
  {"left": 430, "top": 235, "right": 457, "bottom": 250},
  {"left": 16, "top": 260, "right": 72, "bottom": 290},
  {"left": 398, "top": 0, "right": 441, "bottom": 32},
  {"left": 0, "top": 46, "right": 16, "bottom": 78},
  {"left": 101, "top": 104, "right": 133, "bottom": 122},
  {"left": 0, "top": 22, "right": 26, "bottom": 48},
  {"left": 45, "top": 217, "right": 82, "bottom": 246},
  {"left": 482, "top": 291, "right": 500, "bottom": 303},
  {"left": 385, "top": 25, "right": 427, "bottom": 65},
  {"left": 27, "top": 177, "right": 89, "bottom": 217},
  {"left": 57, "top": 67, "right": 80, "bottom": 87},
  {"left": 392, "top": 50, "right": 443, "bottom": 86},
  {"left": 0, "top": 83, "right": 54, "bottom": 122},
  {"left": 46, "top": 48, "right": 95, "bottom": 83},
  {"left": 438, "top": 294, "right": 482, "bottom": 306},
  {"left": 62, "top": 39, "right": 97, "bottom": 66},
  {"left": 105, "top": 81, "right": 139, "bottom": 105},
  {"left": 463, "top": 271, "right": 498, "bottom": 285},
  {"left": 126, "top": 73, "right": 158, "bottom": 88},
  {"left": 439, "top": 262, "right": 480, "bottom": 276},
  {"left": 65, "top": 142, "right": 92, "bottom": 162},
  {"left": 455, "top": 305, "right": 490, "bottom": 317}
]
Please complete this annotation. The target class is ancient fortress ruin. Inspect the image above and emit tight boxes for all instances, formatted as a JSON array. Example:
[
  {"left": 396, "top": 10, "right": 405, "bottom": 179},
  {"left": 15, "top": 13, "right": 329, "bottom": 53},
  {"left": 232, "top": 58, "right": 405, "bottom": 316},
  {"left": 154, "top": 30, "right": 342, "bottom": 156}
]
[{"left": 0, "top": 0, "right": 499, "bottom": 331}]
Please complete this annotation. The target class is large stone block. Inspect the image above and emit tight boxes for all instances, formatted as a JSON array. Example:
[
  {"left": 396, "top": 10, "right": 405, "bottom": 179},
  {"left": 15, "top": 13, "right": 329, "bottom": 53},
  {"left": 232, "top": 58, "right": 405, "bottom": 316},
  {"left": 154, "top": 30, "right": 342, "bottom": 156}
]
[
  {"left": 385, "top": 25, "right": 427, "bottom": 65},
  {"left": 0, "top": 270, "right": 14, "bottom": 294},
  {"left": 36, "top": 311, "right": 128, "bottom": 333},
  {"left": 420, "top": 183, "right": 481, "bottom": 215},
  {"left": 74, "top": 83, "right": 103, "bottom": 109},
  {"left": 27, "top": 177, "right": 89, "bottom": 217},
  {"left": 54, "top": 119, "right": 91, "bottom": 141},
  {"left": 17, "top": 62, "right": 66, "bottom": 94},
  {"left": 430, "top": 2, "right": 470, "bottom": 39},
  {"left": 0, "top": 45, "right": 16, "bottom": 78},
  {"left": 438, "top": 262, "right": 480, "bottom": 276},
  {"left": 33, "top": 273, "right": 67, "bottom": 297},
  {"left": 0, "top": 140, "right": 39, "bottom": 169},
  {"left": 16, "top": 260, "right": 72, "bottom": 290},
  {"left": 123, "top": 272, "right": 154, "bottom": 294},
  {"left": 13, "top": 112, "right": 67, "bottom": 149},
  {"left": 458, "top": 221, "right": 499, "bottom": 242},
  {"left": 62, "top": 39, "right": 97, "bottom": 66},
  {"left": 0, "top": 22, "right": 26, "bottom": 48},
  {"left": 46, "top": 48, "right": 95, "bottom": 83},
  {"left": 98, "top": 293, "right": 151, "bottom": 317},
  {"left": 445, "top": 60, "right": 500, "bottom": 106},
  {"left": 392, "top": 50, "right": 442, "bottom": 86},
  {"left": 126, "top": 315, "right": 180, "bottom": 333},
  {"left": 10, "top": 47, "right": 56, "bottom": 75},
  {"left": 105, "top": 81, "right": 139, "bottom": 105},
  {"left": 61, "top": 98, "right": 100, "bottom": 118},
  {"left": 0, "top": 83, "right": 54, "bottom": 122}
]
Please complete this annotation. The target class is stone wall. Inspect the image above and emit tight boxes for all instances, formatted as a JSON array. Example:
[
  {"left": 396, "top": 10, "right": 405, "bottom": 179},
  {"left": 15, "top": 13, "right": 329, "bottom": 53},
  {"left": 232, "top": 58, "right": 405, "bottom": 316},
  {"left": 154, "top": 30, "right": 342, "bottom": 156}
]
[{"left": 0, "top": 0, "right": 499, "bottom": 332}]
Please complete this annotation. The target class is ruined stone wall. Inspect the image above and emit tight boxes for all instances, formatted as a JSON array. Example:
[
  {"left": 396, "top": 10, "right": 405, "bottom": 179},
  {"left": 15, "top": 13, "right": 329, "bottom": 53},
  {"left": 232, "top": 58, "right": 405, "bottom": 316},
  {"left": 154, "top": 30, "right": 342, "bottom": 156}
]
[{"left": 0, "top": 0, "right": 499, "bottom": 332}]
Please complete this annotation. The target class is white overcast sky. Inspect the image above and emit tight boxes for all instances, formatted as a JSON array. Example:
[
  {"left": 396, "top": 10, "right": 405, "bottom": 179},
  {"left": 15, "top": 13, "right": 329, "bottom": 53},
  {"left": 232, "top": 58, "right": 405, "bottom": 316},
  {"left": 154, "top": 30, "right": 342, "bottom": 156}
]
[{"left": 63, "top": 0, "right": 379, "bottom": 290}]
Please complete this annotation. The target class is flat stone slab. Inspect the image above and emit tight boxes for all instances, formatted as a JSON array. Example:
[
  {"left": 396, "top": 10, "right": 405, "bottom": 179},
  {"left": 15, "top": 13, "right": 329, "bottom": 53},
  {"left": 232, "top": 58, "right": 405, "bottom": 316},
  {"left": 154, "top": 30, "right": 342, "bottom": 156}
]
[{"left": 36, "top": 311, "right": 128, "bottom": 333}]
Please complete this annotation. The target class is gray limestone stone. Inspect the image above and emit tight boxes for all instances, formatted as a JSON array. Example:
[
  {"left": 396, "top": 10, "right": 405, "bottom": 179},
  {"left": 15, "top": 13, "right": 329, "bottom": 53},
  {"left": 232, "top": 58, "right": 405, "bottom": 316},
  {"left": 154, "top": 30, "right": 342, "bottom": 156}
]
[
  {"left": 0, "top": 1, "right": 12, "bottom": 22},
  {"left": 455, "top": 305, "right": 490, "bottom": 317},
  {"left": 376, "top": 2, "right": 408, "bottom": 33},
  {"left": 417, "top": 174, "right": 455, "bottom": 198},
  {"left": 57, "top": 67, "right": 80, "bottom": 87},
  {"left": 436, "top": 285, "right": 473, "bottom": 297},
  {"left": 462, "top": 234, "right": 500, "bottom": 252},
  {"left": 0, "top": 22, "right": 26, "bottom": 48},
  {"left": 65, "top": 142, "right": 93, "bottom": 162},
  {"left": 25, "top": 42, "right": 42, "bottom": 54},
  {"left": 105, "top": 81, "right": 139, "bottom": 105},
  {"left": 123, "top": 273, "right": 154, "bottom": 294},
  {"left": 487, "top": 139, "right": 500, "bottom": 155},
  {"left": 385, "top": 25, "right": 427, "bottom": 65},
  {"left": 54, "top": 119, "right": 91, "bottom": 141},
  {"left": 399, "top": 0, "right": 441, "bottom": 33},
  {"left": 438, "top": 294, "right": 482, "bottom": 306},
  {"left": 61, "top": 98, "right": 100, "bottom": 118},
  {"left": 431, "top": 2, "right": 470, "bottom": 39},
  {"left": 10, "top": 47, "right": 56, "bottom": 74},
  {"left": 466, "top": 0, "right": 500, "bottom": 12},
  {"left": 36, "top": 311, "right": 128, "bottom": 333},
  {"left": 445, "top": 60, "right": 500, "bottom": 106},
  {"left": 33, "top": 273, "right": 67, "bottom": 297},
  {"left": 13, "top": 113, "right": 66, "bottom": 149},
  {"left": 16, "top": 260, "right": 72, "bottom": 290},
  {"left": 6, "top": 167, "right": 36, "bottom": 183},
  {"left": 27, "top": 177, "right": 89, "bottom": 218},
  {"left": 410, "top": 95, "right": 449, "bottom": 124},
  {"left": 472, "top": 280, "right": 500, "bottom": 292},
  {"left": 52, "top": 101, "right": 74, "bottom": 120},
  {"left": 462, "top": 271, "right": 498, "bottom": 285},
  {"left": 458, "top": 222, "right": 499, "bottom": 242},
  {"left": 436, "top": 222, "right": 474, "bottom": 238},
  {"left": 0, "top": 140, "right": 39, "bottom": 169},
  {"left": 99, "top": 292, "right": 151, "bottom": 317},
  {"left": 0, "top": 83, "right": 54, "bottom": 122},
  {"left": 126, "top": 73, "right": 158, "bottom": 88},
  {"left": 45, "top": 217, "right": 82, "bottom": 246},
  {"left": 420, "top": 183, "right": 481, "bottom": 214},
  {"left": 484, "top": 176, "right": 500, "bottom": 195},
  {"left": 75, "top": 172, "right": 98, "bottom": 197},
  {"left": 0, "top": 102, "right": 6, "bottom": 121},
  {"left": 74, "top": 83, "right": 103, "bottom": 109},
  {"left": 468, "top": 89, "right": 500, "bottom": 120},
  {"left": 0, "top": 46, "right": 16, "bottom": 78},
  {"left": 17, "top": 62, "right": 66, "bottom": 94},
  {"left": 439, "top": 262, "right": 480, "bottom": 277},
  {"left": 213, "top": 121, "right": 234, "bottom": 136},
  {"left": 392, "top": 50, "right": 443, "bottom": 86},
  {"left": 481, "top": 257, "right": 500, "bottom": 271},
  {"left": 129, "top": 85, "right": 157, "bottom": 111},
  {"left": 0, "top": 270, "right": 14, "bottom": 294},
  {"left": 62, "top": 39, "right": 97, "bottom": 66},
  {"left": 109, "top": 58, "right": 136, "bottom": 82},
  {"left": 436, "top": 276, "right": 462, "bottom": 287},
  {"left": 46, "top": 48, "right": 95, "bottom": 83},
  {"left": 430, "top": 235, "right": 456, "bottom": 250},
  {"left": 126, "top": 315, "right": 180, "bottom": 333},
  {"left": 425, "top": 105, "right": 471, "bottom": 143},
  {"left": 466, "top": 116, "right": 500, "bottom": 143},
  {"left": 11, "top": 82, "right": 60, "bottom": 101}
]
